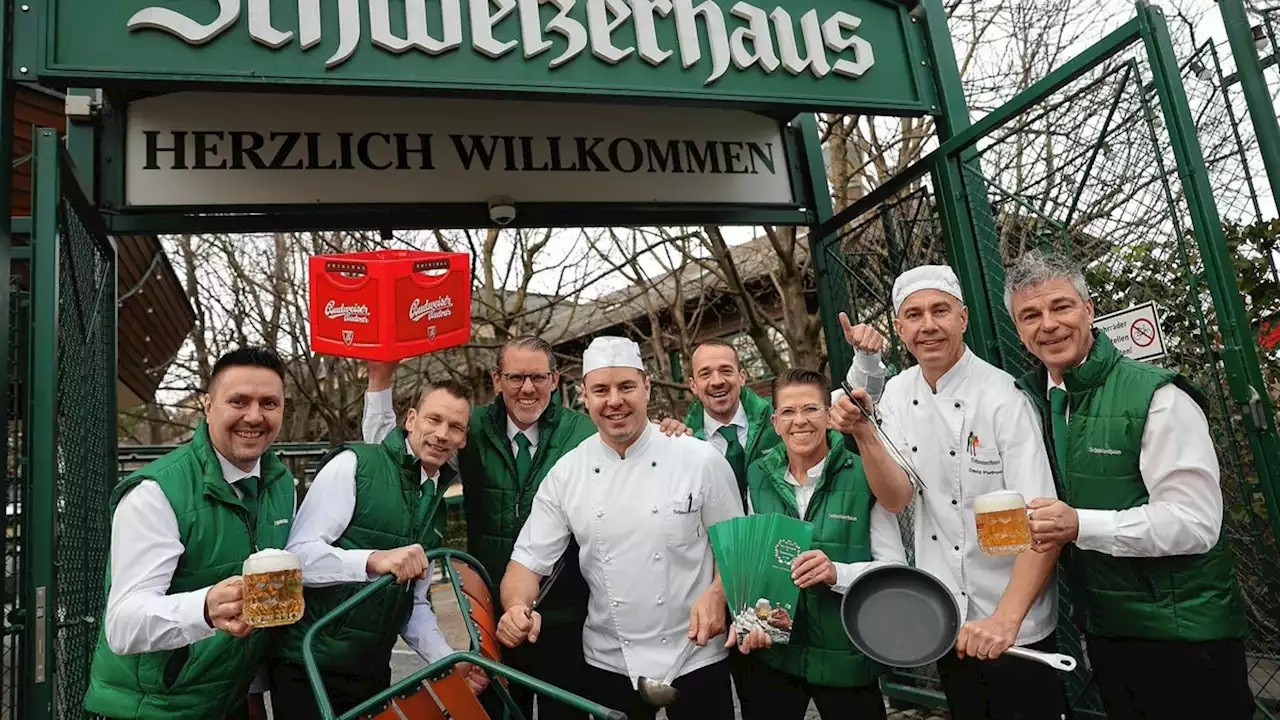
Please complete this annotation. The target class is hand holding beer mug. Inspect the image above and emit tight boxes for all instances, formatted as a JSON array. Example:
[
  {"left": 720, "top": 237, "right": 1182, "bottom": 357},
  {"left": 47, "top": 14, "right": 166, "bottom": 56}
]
[
  {"left": 242, "top": 548, "right": 305, "bottom": 628},
  {"left": 973, "top": 490, "right": 1032, "bottom": 556}
]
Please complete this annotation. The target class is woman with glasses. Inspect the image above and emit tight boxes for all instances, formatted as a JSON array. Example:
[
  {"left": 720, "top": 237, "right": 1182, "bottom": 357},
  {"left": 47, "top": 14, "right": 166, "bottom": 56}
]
[{"left": 726, "top": 368, "right": 906, "bottom": 720}]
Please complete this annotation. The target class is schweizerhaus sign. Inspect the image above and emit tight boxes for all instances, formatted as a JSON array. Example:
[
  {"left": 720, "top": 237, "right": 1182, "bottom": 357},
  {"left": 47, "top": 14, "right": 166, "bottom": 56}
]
[
  {"left": 127, "top": 0, "right": 874, "bottom": 83},
  {"left": 39, "top": 0, "right": 933, "bottom": 112}
]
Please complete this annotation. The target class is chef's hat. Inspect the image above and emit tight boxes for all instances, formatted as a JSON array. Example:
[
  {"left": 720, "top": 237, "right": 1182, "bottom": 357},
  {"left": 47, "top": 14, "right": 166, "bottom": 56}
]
[
  {"left": 582, "top": 336, "right": 645, "bottom": 376},
  {"left": 892, "top": 265, "right": 964, "bottom": 315}
]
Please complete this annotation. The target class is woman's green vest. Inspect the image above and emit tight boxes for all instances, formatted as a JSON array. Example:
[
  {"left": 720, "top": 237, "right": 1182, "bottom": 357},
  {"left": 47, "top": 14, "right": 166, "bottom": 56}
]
[{"left": 745, "top": 432, "right": 886, "bottom": 688}]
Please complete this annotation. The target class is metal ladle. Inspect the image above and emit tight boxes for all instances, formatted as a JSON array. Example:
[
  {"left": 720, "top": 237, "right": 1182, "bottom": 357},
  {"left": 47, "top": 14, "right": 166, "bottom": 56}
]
[{"left": 636, "top": 640, "right": 698, "bottom": 707}]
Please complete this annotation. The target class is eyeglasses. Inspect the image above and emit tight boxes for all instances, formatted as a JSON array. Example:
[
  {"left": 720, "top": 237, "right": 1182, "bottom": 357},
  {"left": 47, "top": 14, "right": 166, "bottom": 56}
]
[
  {"left": 500, "top": 372, "right": 554, "bottom": 388},
  {"left": 774, "top": 405, "right": 827, "bottom": 423}
]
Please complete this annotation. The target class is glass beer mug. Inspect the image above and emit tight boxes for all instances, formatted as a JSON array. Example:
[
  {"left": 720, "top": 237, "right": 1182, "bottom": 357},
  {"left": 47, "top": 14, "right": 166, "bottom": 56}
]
[
  {"left": 973, "top": 490, "right": 1033, "bottom": 556},
  {"left": 242, "top": 548, "right": 305, "bottom": 628}
]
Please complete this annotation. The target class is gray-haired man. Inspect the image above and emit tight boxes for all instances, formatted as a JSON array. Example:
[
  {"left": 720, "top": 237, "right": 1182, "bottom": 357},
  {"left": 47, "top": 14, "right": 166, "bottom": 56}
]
[{"left": 1004, "top": 248, "right": 1251, "bottom": 720}]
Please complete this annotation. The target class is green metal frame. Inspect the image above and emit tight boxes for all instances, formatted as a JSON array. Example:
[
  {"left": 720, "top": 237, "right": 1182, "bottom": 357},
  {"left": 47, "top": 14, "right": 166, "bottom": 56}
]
[
  {"left": 26, "top": 127, "right": 60, "bottom": 718},
  {"left": 301, "top": 548, "right": 625, "bottom": 720},
  {"left": 1220, "top": 0, "right": 1280, "bottom": 205},
  {"left": 1138, "top": 1, "right": 1280, "bottom": 553}
]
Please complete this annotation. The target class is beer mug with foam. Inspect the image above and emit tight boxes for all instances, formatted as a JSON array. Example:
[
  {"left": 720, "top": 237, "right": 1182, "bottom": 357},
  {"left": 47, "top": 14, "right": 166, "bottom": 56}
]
[
  {"left": 242, "top": 548, "right": 305, "bottom": 628},
  {"left": 973, "top": 489, "right": 1032, "bottom": 556}
]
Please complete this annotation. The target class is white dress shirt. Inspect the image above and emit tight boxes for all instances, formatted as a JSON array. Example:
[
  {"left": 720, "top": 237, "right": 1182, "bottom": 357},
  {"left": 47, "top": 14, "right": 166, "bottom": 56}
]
[
  {"left": 104, "top": 452, "right": 296, "bottom": 656},
  {"left": 1048, "top": 377, "right": 1223, "bottom": 557},
  {"left": 507, "top": 416, "right": 540, "bottom": 457},
  {"left": 703, "top": 402, "right": 749, "bottom": 452},
  {"left": 745, "top": 456, "right": 908, "bottom": 593},
  {"left": 879, "top": 348, "right": 1059, "bottom": 645},
  {"left": 288, "top": 449, "right": 456, "bottom": 665},
  {"left": 511, "top": 424, "right": 744, "bottom": 686}
]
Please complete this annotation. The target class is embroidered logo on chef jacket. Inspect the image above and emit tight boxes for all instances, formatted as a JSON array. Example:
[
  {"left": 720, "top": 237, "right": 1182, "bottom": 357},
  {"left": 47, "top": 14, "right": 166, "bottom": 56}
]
[{"left": 966, "top": 432, "right": 981, "bottom": 456}]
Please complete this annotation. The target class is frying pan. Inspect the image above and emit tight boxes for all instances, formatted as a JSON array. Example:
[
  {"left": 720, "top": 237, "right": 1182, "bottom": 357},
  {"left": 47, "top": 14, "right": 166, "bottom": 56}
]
[{"left": 839, "top": 565, "right": 1077, "bottom": 672}]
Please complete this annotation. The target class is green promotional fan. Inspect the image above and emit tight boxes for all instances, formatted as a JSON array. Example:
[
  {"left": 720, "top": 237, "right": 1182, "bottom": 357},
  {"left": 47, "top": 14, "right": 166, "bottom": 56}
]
[{"left": 709, "top": 514, "right": 814, "bottom": 645}]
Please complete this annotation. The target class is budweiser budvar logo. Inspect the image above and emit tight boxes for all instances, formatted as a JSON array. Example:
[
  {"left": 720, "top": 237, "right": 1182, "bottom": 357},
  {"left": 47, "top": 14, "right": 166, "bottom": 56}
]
[
  {"left": 409, "top": 297, "right": 453, "bottom": 323},
  {"left": 324, "top": 300, "right": 371, "bottom": 324}
]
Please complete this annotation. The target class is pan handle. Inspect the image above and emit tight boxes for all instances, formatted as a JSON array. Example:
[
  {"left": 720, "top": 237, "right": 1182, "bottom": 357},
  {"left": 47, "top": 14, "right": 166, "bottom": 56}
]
[{"left": 1004, "top": 646, "right": 1078, "bottom": 672}]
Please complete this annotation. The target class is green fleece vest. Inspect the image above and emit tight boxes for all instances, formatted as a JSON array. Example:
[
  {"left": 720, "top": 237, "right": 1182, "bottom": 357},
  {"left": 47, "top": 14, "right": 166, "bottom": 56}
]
[
  {"left": 456, "top": 394, "right": 596, "bottom": 627},
  {"left": 685, "top": 387, "right": 782, "bottom": 502},
  {"left": 278, "top": 428, "right": 452, "bottom": 676},
  {"left": 745, "top": 433, "right": 886, "bottom": 688},
  {"left": 1018, "top": 332, "right": 1245, "bottom": 642},
  {"left": 84, "top": 421, "right": 295, "bottom": 720}
]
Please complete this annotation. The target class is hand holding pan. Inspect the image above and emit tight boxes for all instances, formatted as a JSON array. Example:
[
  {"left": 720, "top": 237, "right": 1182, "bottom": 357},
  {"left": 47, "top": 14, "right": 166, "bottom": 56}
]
[{"left": 839, "top": 565, "right": 1077, "bottom": 672}]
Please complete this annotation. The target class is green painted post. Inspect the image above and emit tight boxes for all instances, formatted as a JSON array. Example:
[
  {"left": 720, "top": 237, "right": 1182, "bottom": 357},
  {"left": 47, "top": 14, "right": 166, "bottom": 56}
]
[
  {"left": 27, "top": 128, "right": 60, "bottom": 720},
  {"left": 65, "top": 89, "right": 98, "bottom": 200},
  {"left": 917, "top": 0, "right": 1007, "bottom": 367},
  {"left": 1138, "top": 1, "right": 1280, "bottom": 546},
  {"left": 1220, "top": 0, "right": 1280, "bottom": 206},
  {"left": 798, "top": 113, "right": 854, "bottom": 382}
]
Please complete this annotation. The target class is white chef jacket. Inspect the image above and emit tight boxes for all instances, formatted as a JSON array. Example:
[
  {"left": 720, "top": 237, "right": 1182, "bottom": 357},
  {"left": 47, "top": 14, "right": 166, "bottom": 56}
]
[
  {"left": 1047, "top": 377, "right": 1222, "bottom": 557},
  {"left": 511, "top": 423, "right": 744, "bottom": 686},
  {"left": 288, "top": 450, "right": 456, "bottom": 665},
  {"left": 879, "top": 348, "right": 1058, "bottom": 645},
  {"left": 104, "top": 452, "right": 296, "bottom": 656},
  {"left": 745, "top": 457, "right": 908, "bottom": 593}
]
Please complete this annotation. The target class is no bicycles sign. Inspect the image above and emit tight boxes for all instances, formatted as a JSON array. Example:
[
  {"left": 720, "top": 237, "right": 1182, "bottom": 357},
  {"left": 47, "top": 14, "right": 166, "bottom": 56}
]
[{"left": 1093, "top": 301, "right": 1167, "bottom": 362}]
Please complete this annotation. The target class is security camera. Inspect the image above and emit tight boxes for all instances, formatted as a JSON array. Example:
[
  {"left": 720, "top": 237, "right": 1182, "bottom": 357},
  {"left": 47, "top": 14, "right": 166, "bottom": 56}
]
[{"left": 488, "top": 196, "right": 516, "bottom": 226}]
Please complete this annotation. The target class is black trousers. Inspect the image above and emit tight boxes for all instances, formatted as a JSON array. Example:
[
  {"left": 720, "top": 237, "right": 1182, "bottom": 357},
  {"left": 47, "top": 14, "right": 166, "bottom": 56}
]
[
  {"left": 728, "top": 650, "right": 753, "bottom": 719},
  {"left": 1087, "top": 636, "right": 1253, "bottom": 720},
  {"left": 269, "top": 660, "right": 391, "bottom": 720},
  {"left": 741, "top": 660, "right": 886, "bottom": 720},
  {"left": 486, "top": 621, "right": 592, "bottom": 720},
  {"left": 936, "top": 632, "right": 1068, "bottom": 720},
  {"left": 579, "top": 658, "right": 735, "bottom": 720}
]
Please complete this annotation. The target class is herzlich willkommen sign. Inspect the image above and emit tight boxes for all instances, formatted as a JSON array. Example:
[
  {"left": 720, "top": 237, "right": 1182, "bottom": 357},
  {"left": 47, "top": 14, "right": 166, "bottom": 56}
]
[{"left": 123, "top": 92, "right": 796, "bottom": 207}]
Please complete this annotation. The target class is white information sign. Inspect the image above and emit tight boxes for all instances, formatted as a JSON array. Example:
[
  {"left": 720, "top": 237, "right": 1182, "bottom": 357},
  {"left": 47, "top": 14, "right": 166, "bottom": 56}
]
[
  {"left": 1093, "top": 300, "right": 1167, "bottom": 362},
  {"left": 124, "top": 92, "right": 796, "bottom": 207}
]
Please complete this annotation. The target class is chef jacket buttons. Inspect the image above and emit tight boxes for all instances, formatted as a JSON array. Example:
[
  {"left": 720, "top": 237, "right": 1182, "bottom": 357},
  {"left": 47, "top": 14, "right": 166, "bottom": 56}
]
[
  {"left": 949, "top": 450, "right": 956, "bottom": 456},
  {"left": 651, "top": 461, "right": 657, "bottom": 467},
  {"left": 596, "top": 510, "right": 604, "bottom": 518},
  {"left": 624, "top": 640, "right": 631, "bottom": 646},
  {"left": 652, "top": 506, "right": 659, "bottom": 513},
  {"left": 657, "top": 597, "right": 664, "bottom": 605},
  {"left": 653, "top": 553, "right": 662, "bottom": 561},
  {"left": 662, "top": 637, "right": 669, "bottom": 643},
  {"left": 605, "top": 555, "right": 612, "bottom": 563},
  {"left": 954, "top": 402, "right": 961, "bottom": 408},
  {"left": 932, "top": 534, "right": 938, "bottom": 541},
  {"left": 954, "top": 545, "right": 960, "bottom": 551},
  {"left": 911, "top": 446, "right": 918, "bottom": 452},
  {"left": 611, "top": 600, "right": 619, "bottom": 607},
  {"left": 913, "top": 400, "right": 919, "bottom": 406},
  {"left": 952, "top": 499, "right": 958, "bottom": 505},
  {"left": 594, "top": 468, "right": 600, "bottom": 474}
]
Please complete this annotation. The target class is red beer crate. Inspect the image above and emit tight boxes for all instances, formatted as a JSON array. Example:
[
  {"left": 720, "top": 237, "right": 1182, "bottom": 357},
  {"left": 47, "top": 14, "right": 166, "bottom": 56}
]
[{"left": 308, "top": 250, "right": 472, "bottom": 362}]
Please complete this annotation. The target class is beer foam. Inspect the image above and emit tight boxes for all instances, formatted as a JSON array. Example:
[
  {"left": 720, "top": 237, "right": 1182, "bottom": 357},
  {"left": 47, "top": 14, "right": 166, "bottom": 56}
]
[
  {"left": 242, "top": 548, "right": 301, "bottom": 575},
  {"left": 972, "top": 490, "right": 1025, "bottom": 514}
]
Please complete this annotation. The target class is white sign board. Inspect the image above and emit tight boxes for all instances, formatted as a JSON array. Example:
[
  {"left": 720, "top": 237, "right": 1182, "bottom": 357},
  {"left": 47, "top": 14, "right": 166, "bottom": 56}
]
[
  {"left": 124, "top": 92, "right": 795, "bottom": 207},
  {"left": 1093, "top": 301, "right": 1166, "bottom": 362}
]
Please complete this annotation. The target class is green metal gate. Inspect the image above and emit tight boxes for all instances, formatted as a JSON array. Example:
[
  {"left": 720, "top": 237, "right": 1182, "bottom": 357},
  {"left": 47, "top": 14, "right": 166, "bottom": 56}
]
[
  {"left": 816, "top": 3, "right": 1280, "bottom": 717},
  {"left": 2, "top": 129, "right": 117, "bottom": 720}
]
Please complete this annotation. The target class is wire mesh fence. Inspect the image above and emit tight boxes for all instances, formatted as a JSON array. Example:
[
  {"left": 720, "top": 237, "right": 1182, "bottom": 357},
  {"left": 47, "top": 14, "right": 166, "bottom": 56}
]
[
  {"left": 3, "top": 290, "right": 29, "bottom": 720},
  {"left": 820, "top": 28, "right": 1280, "bottom": 718},
  {"left": 50, "top": 190, "right": 117, "bottom": 720}
]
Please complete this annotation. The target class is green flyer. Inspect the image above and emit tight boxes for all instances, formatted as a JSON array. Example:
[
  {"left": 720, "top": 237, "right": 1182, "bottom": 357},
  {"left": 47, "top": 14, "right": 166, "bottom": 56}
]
[{"left": 710, "top": 514, "right": 814, "bottom": 645}]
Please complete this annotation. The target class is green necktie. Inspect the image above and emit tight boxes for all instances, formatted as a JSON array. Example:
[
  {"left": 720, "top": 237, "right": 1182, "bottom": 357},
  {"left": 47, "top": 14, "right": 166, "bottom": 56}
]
[
  {"left": 514, "top": 432, "right": 533, "bottom": 485},
  {"left": 238, "top": 476, "right": 261, "bottom": 535},
  {"left": 716, "top": 425, "right": 748, "bottom": 500},
  {"left": 1049, "top": 388, "right": 1069, "bottom": 474}
]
